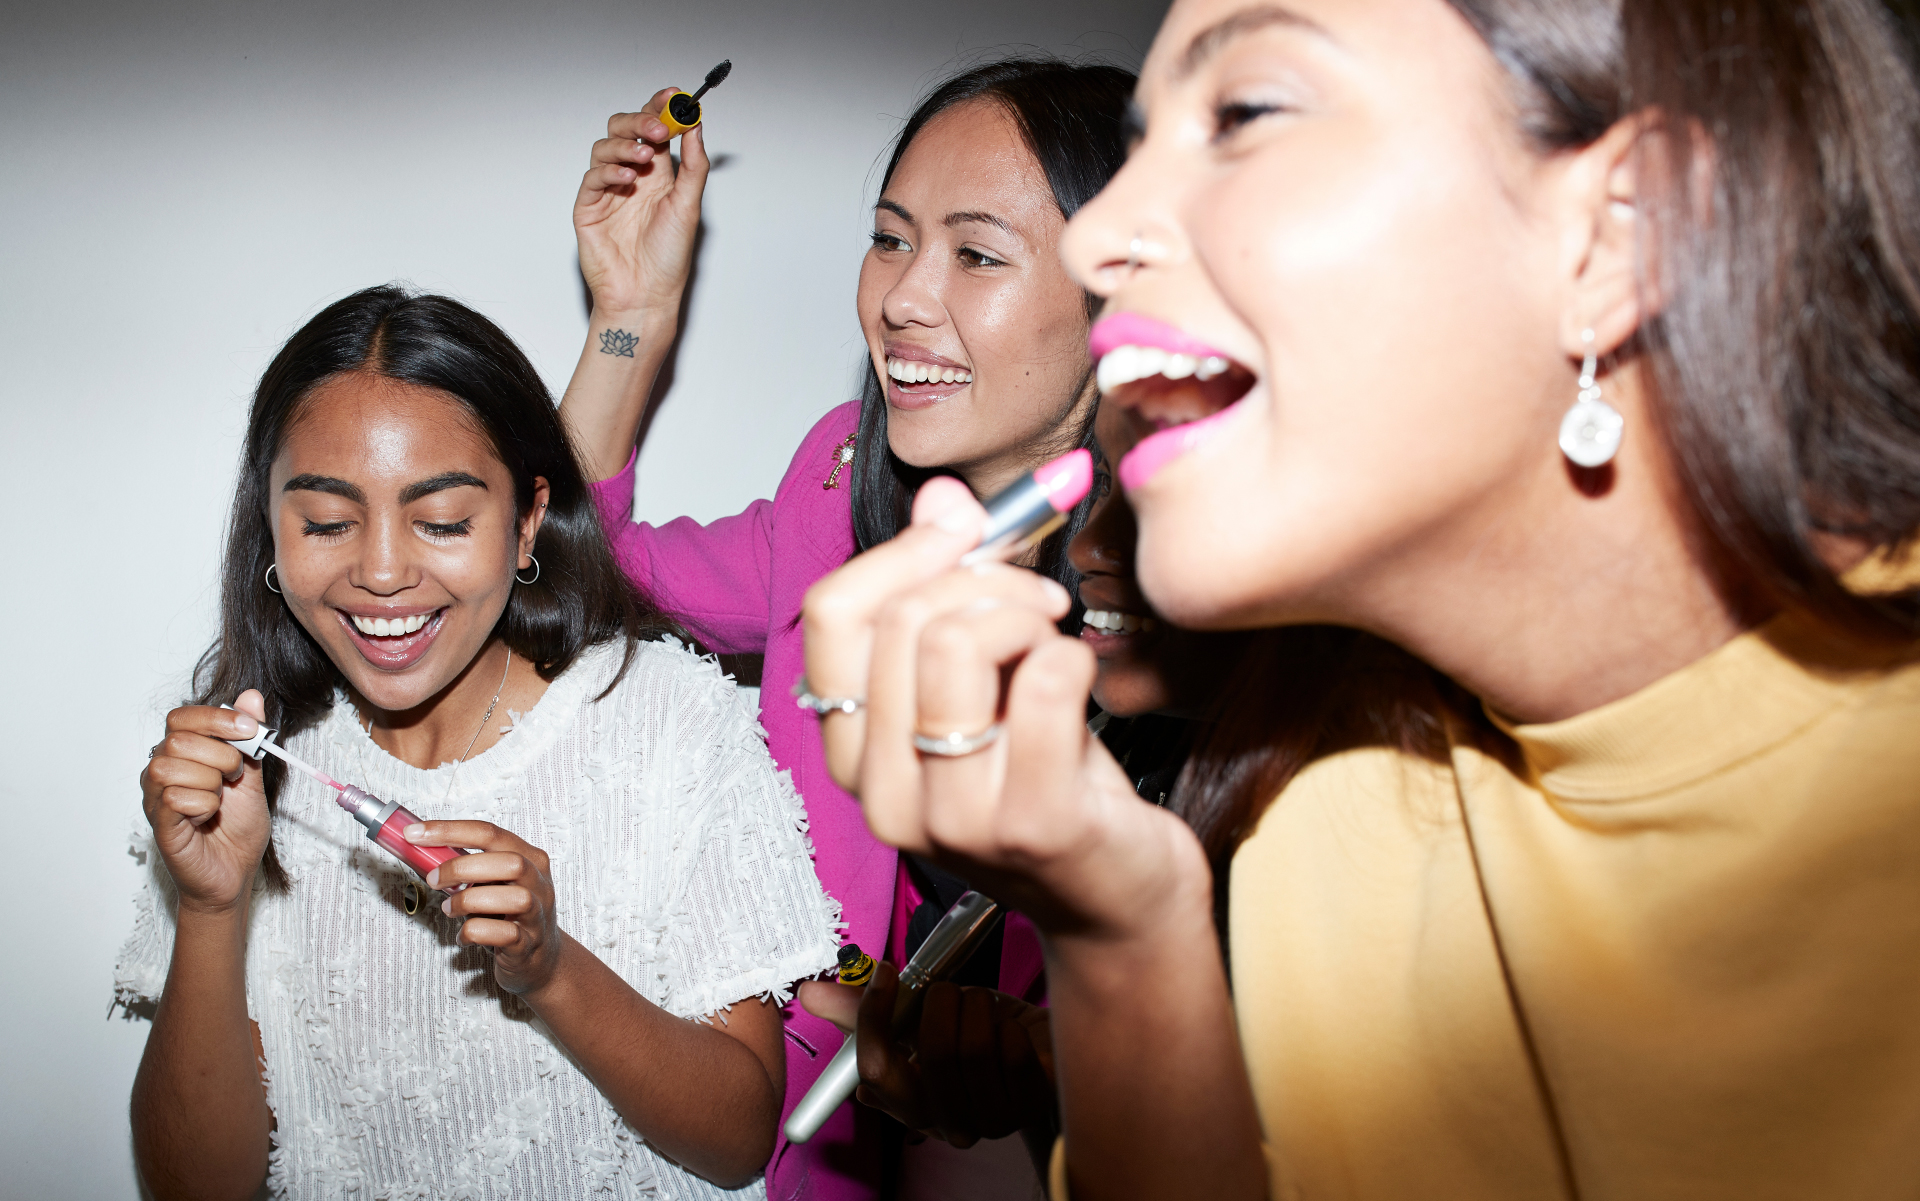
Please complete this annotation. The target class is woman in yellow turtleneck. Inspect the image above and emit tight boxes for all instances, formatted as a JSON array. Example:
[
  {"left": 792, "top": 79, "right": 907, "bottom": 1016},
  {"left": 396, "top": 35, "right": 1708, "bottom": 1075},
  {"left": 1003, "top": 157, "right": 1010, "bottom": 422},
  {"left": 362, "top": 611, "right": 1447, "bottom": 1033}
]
[{"left": 790, "top": 0, "right": 1920, "bottom": 1198}]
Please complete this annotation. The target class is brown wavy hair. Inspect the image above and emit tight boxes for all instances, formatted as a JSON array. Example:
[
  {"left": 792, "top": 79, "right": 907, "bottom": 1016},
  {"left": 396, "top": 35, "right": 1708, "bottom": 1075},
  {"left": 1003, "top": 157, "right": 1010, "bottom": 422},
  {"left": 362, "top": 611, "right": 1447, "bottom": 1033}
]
[{"left": 1176, "top": 0, "right": 1920, "bottom": 904}]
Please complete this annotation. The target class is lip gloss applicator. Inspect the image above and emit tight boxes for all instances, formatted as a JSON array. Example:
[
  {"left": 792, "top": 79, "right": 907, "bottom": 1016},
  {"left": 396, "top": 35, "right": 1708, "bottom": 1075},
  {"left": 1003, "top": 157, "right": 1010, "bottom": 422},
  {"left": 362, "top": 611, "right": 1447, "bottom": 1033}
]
[{"left": 223, "top": 705, "right": 472, "bottom": 891}]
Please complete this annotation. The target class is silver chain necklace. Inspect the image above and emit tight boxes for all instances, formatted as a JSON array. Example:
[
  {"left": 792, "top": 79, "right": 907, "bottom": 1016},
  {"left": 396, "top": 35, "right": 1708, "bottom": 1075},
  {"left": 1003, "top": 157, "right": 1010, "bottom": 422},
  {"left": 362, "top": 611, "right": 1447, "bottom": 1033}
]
[{"left": 356, "top": 645, "right": 512, "bottom": 804}]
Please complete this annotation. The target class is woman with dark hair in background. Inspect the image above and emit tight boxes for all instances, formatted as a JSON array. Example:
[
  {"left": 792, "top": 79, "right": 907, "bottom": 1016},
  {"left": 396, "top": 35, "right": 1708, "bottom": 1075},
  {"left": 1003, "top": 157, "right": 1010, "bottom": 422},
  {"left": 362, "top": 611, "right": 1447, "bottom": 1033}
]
[
  {"left": 118, "top": 286, "right": 840, "bottom": 1200},
  {"left": 558, "top": 57, "right": 1133, "bottom": 1199},
  {"left": 801, "top": 0, "right": 1920, "bottom": 1198}
]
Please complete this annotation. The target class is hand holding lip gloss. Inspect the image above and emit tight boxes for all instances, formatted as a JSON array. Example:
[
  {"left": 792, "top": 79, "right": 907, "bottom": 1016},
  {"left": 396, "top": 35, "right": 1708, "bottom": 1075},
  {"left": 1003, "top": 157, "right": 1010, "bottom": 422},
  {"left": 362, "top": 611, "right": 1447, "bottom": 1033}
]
[{"left": 220, "top": 704, "right": 473, "bottom": 892}]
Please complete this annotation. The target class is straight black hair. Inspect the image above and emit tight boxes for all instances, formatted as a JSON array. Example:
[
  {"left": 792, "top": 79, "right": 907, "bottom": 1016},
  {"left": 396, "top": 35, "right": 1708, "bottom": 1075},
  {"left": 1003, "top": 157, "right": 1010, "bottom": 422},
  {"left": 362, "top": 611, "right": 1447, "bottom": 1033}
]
[
  {"left": 849, "top": 57, "right": 1136, "bottom": 597},
  {"left": 192, "top": 284, "right": 675, "bottom": 886}
]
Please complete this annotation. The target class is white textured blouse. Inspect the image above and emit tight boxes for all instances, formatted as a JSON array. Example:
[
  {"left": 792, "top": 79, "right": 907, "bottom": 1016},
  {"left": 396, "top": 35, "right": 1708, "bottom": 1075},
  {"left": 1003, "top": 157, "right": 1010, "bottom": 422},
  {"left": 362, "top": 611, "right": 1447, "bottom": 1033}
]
[{"left": 116, "top": 639, "right": 843, "bottom": 1200}]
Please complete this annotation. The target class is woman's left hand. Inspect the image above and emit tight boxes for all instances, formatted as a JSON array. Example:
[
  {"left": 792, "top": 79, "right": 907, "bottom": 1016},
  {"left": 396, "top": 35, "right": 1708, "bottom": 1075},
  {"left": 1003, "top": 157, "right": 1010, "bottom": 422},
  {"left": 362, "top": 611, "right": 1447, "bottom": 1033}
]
[{"left": 408, "top": 821, "right": 565, "bottom": 995}]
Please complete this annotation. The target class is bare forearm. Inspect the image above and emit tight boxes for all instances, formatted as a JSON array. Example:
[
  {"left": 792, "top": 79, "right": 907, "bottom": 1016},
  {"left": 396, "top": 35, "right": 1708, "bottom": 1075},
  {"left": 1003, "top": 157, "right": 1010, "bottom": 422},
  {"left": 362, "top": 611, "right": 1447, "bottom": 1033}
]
[
  {"left": 526, "top": 932, "right": 779, "bottom": 1187},
  {"left": 560, "top": 305, "right": 680, "bottom": 480},
  {"left": 131, "top": 906, "right": 271, "bottom": 1201},
  {"left": 1045, "top": 900, "right": 1267, "bottom": 1201}
]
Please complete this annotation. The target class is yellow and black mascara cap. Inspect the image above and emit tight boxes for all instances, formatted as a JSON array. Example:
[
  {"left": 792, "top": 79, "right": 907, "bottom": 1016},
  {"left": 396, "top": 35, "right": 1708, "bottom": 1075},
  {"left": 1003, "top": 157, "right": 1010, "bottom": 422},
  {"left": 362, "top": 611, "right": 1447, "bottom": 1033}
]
[{"left": 659, "top": 59, "right": 731, "bottom": 137}]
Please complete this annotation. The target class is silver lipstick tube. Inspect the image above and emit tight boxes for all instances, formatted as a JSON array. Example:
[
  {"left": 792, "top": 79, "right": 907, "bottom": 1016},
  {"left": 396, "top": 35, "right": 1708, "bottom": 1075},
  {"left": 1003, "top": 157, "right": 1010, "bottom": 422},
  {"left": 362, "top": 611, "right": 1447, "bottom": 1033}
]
[
  {"left": 958, "top": 472, "right": 1070, "bottom": 567},
  {"left": 784, "top": 891, "right": 1003, "bottom": 1143}
]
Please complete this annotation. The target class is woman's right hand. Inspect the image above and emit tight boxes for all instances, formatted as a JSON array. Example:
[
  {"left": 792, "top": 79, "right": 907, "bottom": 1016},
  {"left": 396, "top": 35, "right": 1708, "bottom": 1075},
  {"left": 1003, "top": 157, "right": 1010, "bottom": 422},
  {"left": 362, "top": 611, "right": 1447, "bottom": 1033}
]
[
  {"left": 800, "top": 480, "right": 1213, "bottom": 945},
  {"left": 139, "top": 690, "right": 273, "bottom": 914},
  {"left": 575, "top": 88, "right": 711, "bottom": 318}
]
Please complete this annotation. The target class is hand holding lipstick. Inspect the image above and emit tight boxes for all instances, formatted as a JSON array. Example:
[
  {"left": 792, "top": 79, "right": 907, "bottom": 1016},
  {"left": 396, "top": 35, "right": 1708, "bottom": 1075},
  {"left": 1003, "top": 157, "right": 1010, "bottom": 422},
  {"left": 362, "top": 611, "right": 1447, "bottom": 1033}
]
[
  {"left": 139, "top": 690, "right": 275, "bottom": 916},
  {"left": 799, "top": 466, "right": 1210, "bottom": 944},
  {"left": 407, "top": 821, "right": 566, "bottom": 996}
]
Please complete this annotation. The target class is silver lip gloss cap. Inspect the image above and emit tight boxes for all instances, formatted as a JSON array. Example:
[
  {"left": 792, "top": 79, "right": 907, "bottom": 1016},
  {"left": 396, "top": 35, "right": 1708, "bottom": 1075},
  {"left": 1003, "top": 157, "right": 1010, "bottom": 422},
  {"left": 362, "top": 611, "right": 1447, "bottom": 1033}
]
[{"left": 336, "top": 785, "right": 397, "bottom": 833}]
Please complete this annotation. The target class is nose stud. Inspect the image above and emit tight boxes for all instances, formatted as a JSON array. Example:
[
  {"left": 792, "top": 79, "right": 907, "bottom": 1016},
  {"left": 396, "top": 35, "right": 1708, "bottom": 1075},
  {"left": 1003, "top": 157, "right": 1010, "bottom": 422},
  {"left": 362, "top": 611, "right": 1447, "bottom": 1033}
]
[{"left": 1127, "top": 234, "right": 1143, "bottom": 271}]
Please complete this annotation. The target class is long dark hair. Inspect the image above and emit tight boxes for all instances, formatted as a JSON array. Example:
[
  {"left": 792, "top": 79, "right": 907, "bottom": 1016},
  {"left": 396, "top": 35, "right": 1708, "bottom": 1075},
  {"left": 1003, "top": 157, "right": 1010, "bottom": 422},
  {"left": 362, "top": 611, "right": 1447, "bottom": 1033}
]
[
  {"left": 1449, "top": 0, "right": 1920, "bottom": 640},
  {"left": 192, "top": 284, "right": 674, "bottom": 886},
  {"left": 1177, "top": 0, "right": 1920, "bottom": 903},
  {"left": 850, "top": 57, "right": 1136, "bottom": 596}
]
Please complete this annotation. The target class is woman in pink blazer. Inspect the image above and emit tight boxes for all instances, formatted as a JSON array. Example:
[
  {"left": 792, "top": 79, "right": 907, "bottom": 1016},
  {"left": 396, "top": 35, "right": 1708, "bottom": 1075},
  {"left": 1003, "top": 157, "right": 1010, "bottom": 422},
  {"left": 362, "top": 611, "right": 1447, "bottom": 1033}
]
[{"left": 560, "top": 58, "right": 1133, "bottom": 1200}]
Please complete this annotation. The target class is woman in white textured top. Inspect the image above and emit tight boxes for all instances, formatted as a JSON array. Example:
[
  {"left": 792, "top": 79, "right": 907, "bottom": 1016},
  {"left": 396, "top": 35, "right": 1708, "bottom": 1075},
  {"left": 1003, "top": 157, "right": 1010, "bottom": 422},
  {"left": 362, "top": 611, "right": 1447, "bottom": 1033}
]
[{"left": 118, "top": 284, "right": 841, "bottom": 1201}]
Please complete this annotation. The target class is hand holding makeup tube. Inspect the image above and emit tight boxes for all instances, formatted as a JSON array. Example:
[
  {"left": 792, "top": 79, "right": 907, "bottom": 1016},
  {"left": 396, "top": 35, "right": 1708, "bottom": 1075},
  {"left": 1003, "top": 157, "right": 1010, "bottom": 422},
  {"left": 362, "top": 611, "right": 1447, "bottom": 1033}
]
[
  {"left": 574, "top": 85, "right": 711, "bottom": 328},
  {"left": 799, "top": 475, "right": 1210, "bottom": 946},
  {"left": 565, "top": 85, "right": 713, "bottom": 479},
  {"left": 797, "top": 966, "right": 1056, "bottom": 1150},
  {"left": 139, "top": 691, "right": 274, "bottom": 915},
  {"left": 801, "top": 477, "right": 1258, "bottom": 1201},
  {"left": 406, "top": 821, "right": 568, "bottom": 997}
]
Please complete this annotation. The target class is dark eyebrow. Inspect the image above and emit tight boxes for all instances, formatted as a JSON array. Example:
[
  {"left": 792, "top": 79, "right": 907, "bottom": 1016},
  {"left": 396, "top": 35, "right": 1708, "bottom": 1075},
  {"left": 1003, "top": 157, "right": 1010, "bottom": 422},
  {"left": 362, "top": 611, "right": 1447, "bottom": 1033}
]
[
  {"left": 283, "top": 474, "right": 365, "bottom": 504},
  {"left": 398, "top": 472, "right": 488, "bottom": 504},
  {"left": 875, "top": 198, "right": 914, "bottom": 224},
  {"left": 944, "top": 210, "right": 1016, "bottom": 236},
  {"left": 1179, "top": 4, "right": 1335, "bottom": 79}
]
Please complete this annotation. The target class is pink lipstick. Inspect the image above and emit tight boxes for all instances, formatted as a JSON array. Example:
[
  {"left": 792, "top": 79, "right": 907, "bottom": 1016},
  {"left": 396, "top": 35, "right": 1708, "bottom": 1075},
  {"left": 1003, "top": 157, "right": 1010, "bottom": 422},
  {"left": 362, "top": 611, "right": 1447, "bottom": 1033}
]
[
  {"left": 959, "top": 447, "right": 1095, "bottom": 566},
  {"left": 225, "top": 705, "right": 471, "bottom": 890}
]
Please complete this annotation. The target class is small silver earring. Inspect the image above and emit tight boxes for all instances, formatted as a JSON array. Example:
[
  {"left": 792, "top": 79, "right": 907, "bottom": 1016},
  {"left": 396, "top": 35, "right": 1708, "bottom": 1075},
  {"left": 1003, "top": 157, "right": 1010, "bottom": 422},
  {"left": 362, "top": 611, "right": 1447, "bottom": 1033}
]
[
  {"left": 515, "top": 555, "right": 540, "bottom": 585},
  {"left": 264, "top": 563, "right": 282, "bottom": 594},
  {"left": 1559, "top": 329, "right": 1624, "bottom": 468}
]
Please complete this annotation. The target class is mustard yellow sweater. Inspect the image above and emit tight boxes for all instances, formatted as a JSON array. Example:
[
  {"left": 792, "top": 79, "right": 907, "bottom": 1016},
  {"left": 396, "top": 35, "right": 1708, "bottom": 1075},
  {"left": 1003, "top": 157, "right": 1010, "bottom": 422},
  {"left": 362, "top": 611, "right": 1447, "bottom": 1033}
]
[{"left": 1230, "top": 613, "right": 1920, "bottom": 1199}]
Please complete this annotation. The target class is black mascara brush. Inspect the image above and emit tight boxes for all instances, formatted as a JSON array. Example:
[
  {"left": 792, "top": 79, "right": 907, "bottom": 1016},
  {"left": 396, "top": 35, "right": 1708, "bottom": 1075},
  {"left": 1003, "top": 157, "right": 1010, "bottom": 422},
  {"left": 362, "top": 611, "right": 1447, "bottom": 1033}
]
[{"left": 662, "top": 60, "right": 731, "bottom": 136}]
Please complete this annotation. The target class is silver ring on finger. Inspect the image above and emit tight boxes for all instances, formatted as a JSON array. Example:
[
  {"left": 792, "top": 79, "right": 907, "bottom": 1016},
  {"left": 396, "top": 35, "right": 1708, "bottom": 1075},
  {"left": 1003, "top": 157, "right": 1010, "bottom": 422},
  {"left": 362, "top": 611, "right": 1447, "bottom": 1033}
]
[
  {"left": 793, "top": 677, "right": 865, "bottom": 717},
  {"left": 911, "top": 723, "right": 1003, "bottom": 758},
  {"left": 148, "top": 743, "right": 163, "bottom": 759}
]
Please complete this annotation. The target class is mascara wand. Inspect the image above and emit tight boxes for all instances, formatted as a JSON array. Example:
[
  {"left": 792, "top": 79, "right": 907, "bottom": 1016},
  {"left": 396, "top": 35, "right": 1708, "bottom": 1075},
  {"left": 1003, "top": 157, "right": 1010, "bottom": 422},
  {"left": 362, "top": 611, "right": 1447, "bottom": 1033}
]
[{"left": 662, "top": 59, "right": 732, "bottom": 136}]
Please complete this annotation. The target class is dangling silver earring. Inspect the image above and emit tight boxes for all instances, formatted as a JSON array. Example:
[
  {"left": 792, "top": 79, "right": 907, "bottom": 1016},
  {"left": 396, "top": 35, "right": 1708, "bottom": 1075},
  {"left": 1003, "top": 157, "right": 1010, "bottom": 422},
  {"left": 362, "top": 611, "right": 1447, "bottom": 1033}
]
[
  {"left": 515, "top": 555, "right": 540, "bottom": 585},
  {"left": 264, "top": 563, "right": 282, "bottom": 594},
  {"left": 1559, "top": 328, "right": 1624, "bottom": 468}
]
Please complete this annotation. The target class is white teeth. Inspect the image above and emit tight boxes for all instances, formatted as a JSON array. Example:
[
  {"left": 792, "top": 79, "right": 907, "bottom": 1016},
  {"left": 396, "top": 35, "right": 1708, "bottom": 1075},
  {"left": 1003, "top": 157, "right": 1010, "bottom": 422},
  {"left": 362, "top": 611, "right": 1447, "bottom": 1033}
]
[
  {"left": 1096, "top": 344, "right": 1235, "bottom": 394},
  {"left": 1082, "top": 608, "right": 1158, "bottom": 635},
  {"left": 352, "top": 613, "right": 432, "bottom": 637},
  {"left": 886, "top": 356, "right": 972, "bottom": 386}
]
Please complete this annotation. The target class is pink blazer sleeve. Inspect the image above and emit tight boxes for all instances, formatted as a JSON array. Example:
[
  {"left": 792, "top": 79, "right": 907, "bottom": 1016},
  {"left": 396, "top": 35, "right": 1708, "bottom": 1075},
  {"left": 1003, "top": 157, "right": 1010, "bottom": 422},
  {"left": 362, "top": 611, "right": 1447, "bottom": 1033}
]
[
  {"left": 588, "top": 453, "right": 776, "bottom": 655},
  {"left": 586, "top": 406, "right": 857, "bottom": 656}
]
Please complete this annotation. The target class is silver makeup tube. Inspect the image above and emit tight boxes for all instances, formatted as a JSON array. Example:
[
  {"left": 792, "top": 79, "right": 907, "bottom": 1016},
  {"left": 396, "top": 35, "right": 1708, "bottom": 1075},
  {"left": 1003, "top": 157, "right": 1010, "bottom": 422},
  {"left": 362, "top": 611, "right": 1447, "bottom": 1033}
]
[{"left": 783, "top": 890, "right": 1003, "bottom": 1143}]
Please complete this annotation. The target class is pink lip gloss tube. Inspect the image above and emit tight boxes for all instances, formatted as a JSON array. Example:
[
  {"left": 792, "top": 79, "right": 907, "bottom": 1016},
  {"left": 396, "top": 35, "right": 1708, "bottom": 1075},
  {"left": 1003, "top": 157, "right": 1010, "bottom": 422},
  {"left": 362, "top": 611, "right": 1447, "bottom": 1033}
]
[{"left": 335, "top": 785, "right": 472, "bottom": 888}]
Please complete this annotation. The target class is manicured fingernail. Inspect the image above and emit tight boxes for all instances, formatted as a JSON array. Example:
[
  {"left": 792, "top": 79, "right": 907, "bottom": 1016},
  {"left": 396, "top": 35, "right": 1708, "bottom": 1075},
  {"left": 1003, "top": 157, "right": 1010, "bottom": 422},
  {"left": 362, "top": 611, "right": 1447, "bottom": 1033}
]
[
  {"left": 403, "top": 824, "right": 426, "bottom": 841},
  {"left": 440, "top": 898, "right": 452, "bottom": 916},
  {"left": 425, "top": 867, "right": 440, "bottom": 888},
  {"left": 233, "top": 713, "right": 259, "bottom": 735}
]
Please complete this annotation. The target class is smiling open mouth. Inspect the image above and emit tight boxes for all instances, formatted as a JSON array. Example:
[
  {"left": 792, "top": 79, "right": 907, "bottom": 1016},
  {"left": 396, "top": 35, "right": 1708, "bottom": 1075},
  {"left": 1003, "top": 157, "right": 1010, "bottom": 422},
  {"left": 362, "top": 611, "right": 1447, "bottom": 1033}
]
[
  {"left": 884, "top": 350, "right": 974, "bottom": 411},
  {"left": 338, "top": 608, "right": 446, "bottom": 670},
  {"left": 1090, "top": 314, "right": 1256, "bottom": 491},
  {"left": 1081, "top": 608, "right": 1158, "bottom": 636}
]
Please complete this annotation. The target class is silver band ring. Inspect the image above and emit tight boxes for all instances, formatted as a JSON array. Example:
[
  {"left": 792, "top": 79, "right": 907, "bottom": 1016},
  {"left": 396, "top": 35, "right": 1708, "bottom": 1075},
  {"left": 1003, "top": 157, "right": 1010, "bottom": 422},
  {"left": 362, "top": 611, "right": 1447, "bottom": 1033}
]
[
  {"left": 793, "top": 678, "right": 864, "bottom": 717},
  {"left": 912, "top": 723, "right": 1003, "bottom": 757}
]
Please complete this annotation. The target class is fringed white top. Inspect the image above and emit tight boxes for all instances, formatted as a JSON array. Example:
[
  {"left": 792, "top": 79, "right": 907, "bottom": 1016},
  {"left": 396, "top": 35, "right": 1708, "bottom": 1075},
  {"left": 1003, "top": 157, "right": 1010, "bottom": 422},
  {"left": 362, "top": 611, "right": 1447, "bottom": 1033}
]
[{"left": 115, "top": 638, "right": 843, "bottom": 1200}]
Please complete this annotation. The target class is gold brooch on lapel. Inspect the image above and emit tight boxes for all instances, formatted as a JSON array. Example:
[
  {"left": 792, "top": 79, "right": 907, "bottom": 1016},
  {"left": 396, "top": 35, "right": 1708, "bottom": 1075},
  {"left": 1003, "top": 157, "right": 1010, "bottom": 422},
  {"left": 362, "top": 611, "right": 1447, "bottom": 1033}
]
[{"left": 823, "top": 432, "right": 856, "bottom": 490}]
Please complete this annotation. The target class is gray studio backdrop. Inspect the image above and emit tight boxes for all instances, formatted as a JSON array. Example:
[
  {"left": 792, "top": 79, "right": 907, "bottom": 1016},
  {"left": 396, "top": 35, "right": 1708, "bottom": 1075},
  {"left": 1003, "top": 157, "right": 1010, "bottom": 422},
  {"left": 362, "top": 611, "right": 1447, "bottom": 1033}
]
[{"left": 0, "top": 1, "right": 1165, "bottom": 1194}]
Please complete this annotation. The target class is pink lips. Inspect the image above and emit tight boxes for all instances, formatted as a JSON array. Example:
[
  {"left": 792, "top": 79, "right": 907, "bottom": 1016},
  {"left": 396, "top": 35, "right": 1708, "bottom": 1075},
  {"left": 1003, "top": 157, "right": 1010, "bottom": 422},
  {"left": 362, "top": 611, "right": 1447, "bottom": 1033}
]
[
  {"left": 1088, "top": 313, "right": 1246, "bottom": 493},
  {"left": 339, "top": 610, "right": 444, "bottom": 671},
  {"left": 1088, "top": 312, "right": 1233, "bottom": 362}
]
